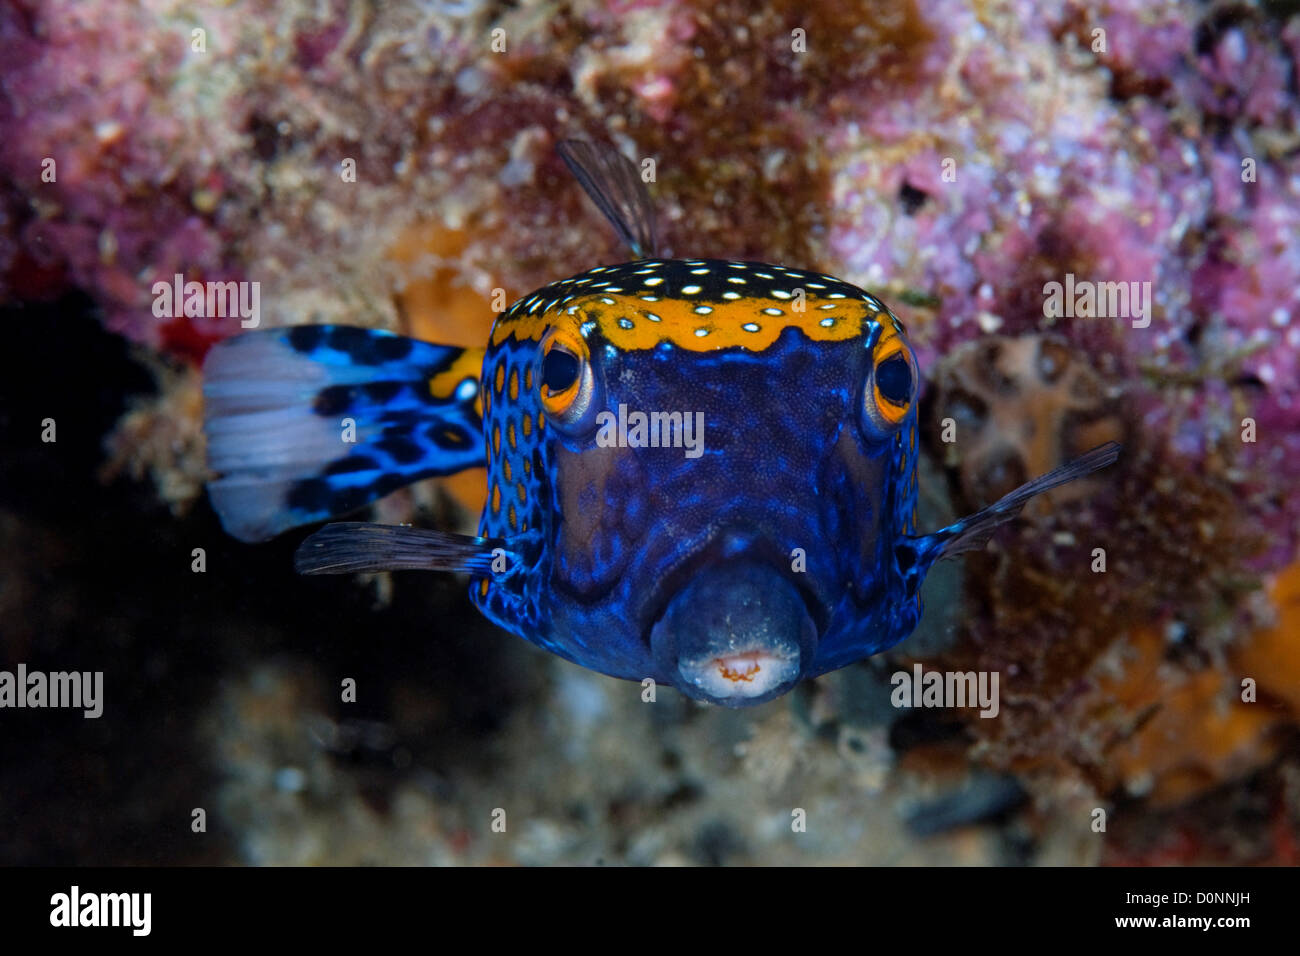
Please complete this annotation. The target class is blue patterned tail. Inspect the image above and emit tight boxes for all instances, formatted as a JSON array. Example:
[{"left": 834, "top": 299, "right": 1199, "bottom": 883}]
[{"left": 203, "top": 325, "right": 485, "bottom": 542}]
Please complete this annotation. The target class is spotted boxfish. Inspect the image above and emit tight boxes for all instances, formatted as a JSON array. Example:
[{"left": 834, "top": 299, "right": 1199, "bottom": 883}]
[{"left": 203, "top": 141, "right": 1119, "bottom": 706}]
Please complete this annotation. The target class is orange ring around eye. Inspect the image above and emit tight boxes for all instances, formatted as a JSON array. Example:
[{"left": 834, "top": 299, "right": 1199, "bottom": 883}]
[
  {"left": 539, "top": 326, "right": 588, "bottom": 419},
  {"left": 870, "top": 326, "right": 916, "bottom": 428}
]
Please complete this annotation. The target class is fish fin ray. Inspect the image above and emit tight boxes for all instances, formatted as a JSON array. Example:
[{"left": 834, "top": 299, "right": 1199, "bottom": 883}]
[
  {"left": 203, "top": 327, "right": 485, "bottom": 542},
  {"left": 293, "top": 522, "right": 510, "bottom": 575},
  {"left": 906, "top": 441, "right": 1122, "bottom": 571},
  {"left": 558, "top": 139, "right": 659, "bottom": 259}
]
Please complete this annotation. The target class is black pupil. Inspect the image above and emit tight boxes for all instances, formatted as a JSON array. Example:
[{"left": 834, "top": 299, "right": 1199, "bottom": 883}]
[
  {"left": 542, "top": 348, "right": 580, "bottom": 393},
  {"left": 876, "top": 354, "right": 912, "bottom": 406}
]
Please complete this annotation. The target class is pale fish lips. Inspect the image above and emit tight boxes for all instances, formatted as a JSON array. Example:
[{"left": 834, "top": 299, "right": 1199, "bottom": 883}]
[
  {"left": 677, "top": 645, "right": 803, "bottom": 701},
  {"left": 650, "top": 561, "right": 816, "bottom": 706}
]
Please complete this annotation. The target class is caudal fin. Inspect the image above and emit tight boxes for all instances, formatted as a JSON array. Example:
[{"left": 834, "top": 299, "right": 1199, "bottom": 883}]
[{"left": 203, "top": 325, "right": 485, "bottom": 542}]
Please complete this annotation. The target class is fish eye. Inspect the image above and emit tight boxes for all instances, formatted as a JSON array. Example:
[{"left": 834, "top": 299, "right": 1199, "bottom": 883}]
[
  {"left": 861, "top": 327, "right": 917, "bottom": 437},
  {"left": 538, "top": 326, "right": 601, "bottom": 432},
  {"left": 876, "top": 353, "right": 913, "bottom": 406},
  {"left": 542, "top": 349, "right": 579, "bottom": 393}
]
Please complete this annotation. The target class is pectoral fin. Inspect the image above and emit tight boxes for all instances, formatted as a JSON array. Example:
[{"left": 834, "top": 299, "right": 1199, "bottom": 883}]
[{"left": 897, "top": 442, "right": 1122, "bottom": 588}]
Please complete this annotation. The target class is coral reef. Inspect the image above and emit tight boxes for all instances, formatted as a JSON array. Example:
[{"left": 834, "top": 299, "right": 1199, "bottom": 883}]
[
  {"left": 924, "top": 333, "right": 1126, "bottom": 510},
  {"left": 4, "top": 0, "right": 1297, "bottom": 556},
  {"left": 2, "top": 0, "right": 1299, "bottom": 864}
]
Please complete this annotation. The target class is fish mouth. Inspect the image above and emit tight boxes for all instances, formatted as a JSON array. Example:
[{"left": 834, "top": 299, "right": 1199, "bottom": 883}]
[{"left": 648, "top": 556, "right": 818, "bottom": 706}]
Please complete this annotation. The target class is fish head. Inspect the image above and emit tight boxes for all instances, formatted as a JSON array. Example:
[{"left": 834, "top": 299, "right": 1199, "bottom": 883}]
[{"left": 477, "top": 259, "right": 922, "bottom": 705}]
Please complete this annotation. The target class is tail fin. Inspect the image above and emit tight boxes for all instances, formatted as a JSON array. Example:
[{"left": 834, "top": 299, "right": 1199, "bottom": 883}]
[
  {"left": 203, "top": 325, "right": 484, "bottom": 542},
  {"left": 897, "top": 442, "right": 1121, "bottom": 586}
]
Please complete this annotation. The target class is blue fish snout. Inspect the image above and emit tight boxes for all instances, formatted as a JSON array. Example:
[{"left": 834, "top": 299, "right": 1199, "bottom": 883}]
[{"left": 650, "top": 561, "right": 817, "bottom": 707}]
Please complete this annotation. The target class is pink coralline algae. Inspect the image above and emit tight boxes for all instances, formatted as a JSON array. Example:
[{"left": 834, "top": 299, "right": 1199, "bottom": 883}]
[
  {"left": 0, "top": 1, "right": 251, "bottom": 360},
  {"left": 823, "top": 0, "right": 1300, "bottom": 568}
]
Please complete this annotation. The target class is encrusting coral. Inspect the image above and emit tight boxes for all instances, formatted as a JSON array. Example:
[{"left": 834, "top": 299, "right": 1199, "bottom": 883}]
[{"left": 3, "top": 0, "right": 1298, "bottom": 862}]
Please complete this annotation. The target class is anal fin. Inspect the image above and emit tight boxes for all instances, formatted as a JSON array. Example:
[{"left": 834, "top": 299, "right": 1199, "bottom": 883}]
[{"left": 294, "top": 522, "right": 510, "bottom": 575}]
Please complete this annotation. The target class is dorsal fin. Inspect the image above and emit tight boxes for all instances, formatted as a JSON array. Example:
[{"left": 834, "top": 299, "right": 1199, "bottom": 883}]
[{"left": 558, "top": 139, "right": 659, "bottom": 259}]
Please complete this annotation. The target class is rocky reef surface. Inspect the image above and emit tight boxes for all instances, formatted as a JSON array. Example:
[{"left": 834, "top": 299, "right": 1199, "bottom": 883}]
[{"left": 1, "top": 0, "right": 1298, "bottom": 864}]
